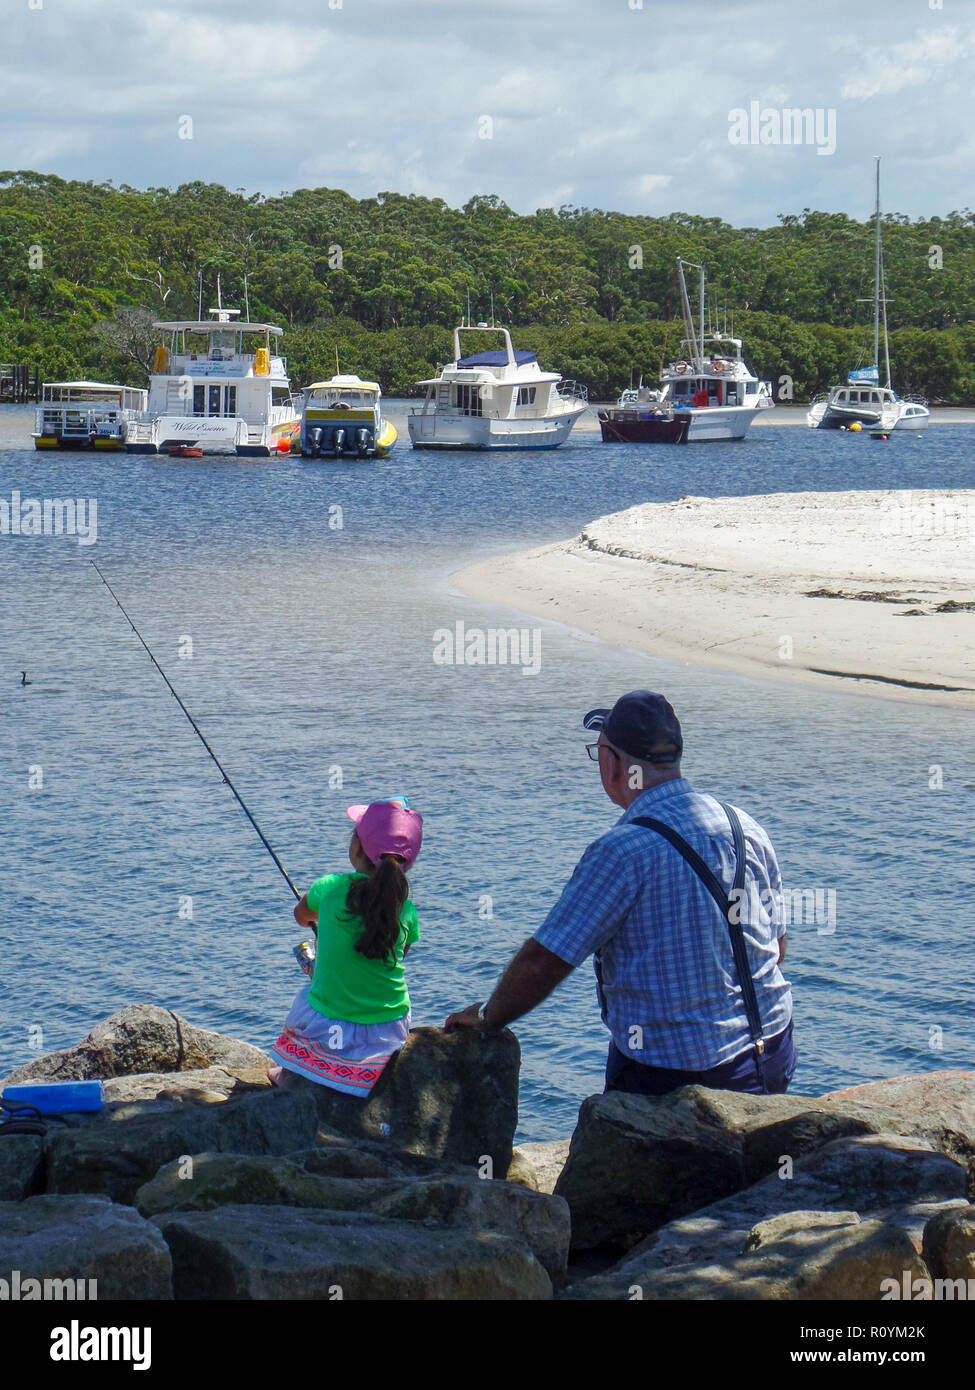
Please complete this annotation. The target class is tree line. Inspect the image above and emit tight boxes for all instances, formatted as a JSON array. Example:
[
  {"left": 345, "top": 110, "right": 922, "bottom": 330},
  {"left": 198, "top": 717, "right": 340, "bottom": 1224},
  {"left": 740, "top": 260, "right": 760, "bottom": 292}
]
[{"left": 0, "top": 171, "right": 972, "bottom": 401}]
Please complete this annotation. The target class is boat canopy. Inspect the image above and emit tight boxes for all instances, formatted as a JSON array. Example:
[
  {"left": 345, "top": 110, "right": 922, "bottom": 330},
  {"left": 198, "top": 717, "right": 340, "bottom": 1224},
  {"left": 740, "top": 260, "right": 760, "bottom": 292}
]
[
  {"left": 153, "top": 320, "right": 284, "bottom": 336},
  {"left": 305, "top": 377, "right": 380, "bottom": 394},
  {"left": 43, "top": 381, "right": 132, "bottom": 394},
  {"left": 457, "top": 350, "right": 537, "bottom": 368}
]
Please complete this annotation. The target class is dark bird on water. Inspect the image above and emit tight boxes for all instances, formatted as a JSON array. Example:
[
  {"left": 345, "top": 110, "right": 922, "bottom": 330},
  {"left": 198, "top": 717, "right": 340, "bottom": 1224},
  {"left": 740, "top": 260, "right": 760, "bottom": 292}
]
[{"left": 20, "top": 671, "right": 31, "bottom": 686}]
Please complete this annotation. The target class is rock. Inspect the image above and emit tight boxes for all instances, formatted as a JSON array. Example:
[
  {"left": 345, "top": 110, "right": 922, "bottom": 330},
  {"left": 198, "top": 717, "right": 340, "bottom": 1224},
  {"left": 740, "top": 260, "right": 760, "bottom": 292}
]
[
  {"left": 290, "top": 1146, "right": 395, "bottom": 1180},
  {"left": 301, "top": 1025, "right": 520, "bottom": 1175},
  {"left": 561, "top": 1135, "right": 965, "bottom": 1300},
  {"left": 135, "top": 1152, "right": 569, "bottom": 1280},
  {"left": 554, "top": 1089, "right": 746, "bottom": 1250},
  {"left": 369, "top": 1175, "right": 570, "bottom": 1282},
  {"left": 45, "top": 1086, "right": 322, "bottom": 1204},
  {"left": 555, "top": 1080, "right": 975, "bottom": 1251},
  {"left": 825, "top": 1071, "right": 975, "bottom": 1148},
  {"left": 2, "top": 1005, "right": 269, "bottom": 1087},
  {"left": 0, "top": 1135, "right": 44, "bottom": 1199},
  {"left": 922, "top": 1204, "right": 975, "bottom": 1281},
  {"left": 0, "top": 1194, "right": 172, "bottom": 1299},
  {"left": 507, "top": 1140, "right": 570, "bottom": 1194},
  {"left": 154, "top": 1203, "right": 552, "bottom": 1299},
  {"left": 101, "top": 1068, "right": 255, "bottom": 1110}
]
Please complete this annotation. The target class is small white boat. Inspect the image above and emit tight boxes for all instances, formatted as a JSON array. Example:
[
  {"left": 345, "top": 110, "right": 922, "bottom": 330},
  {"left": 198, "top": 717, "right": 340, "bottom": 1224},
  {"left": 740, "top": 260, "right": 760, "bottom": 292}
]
[
  {"left": 808, "top": 160, "right": 929, "bottom": 433},
  {"left": 651, "top": 260, "right": 774, "bottom": 441},
  {"left": 300, "top": 375, "right": 397, "bottom": 458},
  {"left": 126, "top": 306, "right": 299, "bottom": 456},
  {"left": 33, "top": 381, "right": 148, "bottom": 451},
  {"left": 407, "top": 322, "right": 588, "bottom": 450}
]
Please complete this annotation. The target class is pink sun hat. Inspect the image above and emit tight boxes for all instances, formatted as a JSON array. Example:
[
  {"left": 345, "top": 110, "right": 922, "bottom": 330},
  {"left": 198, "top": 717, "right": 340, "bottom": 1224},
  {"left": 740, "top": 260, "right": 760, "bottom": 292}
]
[{"left": 346, "top": 799, "right": 423, "bottom": 868}]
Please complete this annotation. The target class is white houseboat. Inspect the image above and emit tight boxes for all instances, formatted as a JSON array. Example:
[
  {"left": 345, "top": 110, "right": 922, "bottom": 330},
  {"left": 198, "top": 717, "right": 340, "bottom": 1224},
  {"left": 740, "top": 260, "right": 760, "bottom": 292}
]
[
  {"left": 407, "top": 322, "right": 588, "bottom": 450},
  {"left": 300, "top": 375, "right": 397, "bottom": 458},
  {"left": 126, "top": 308, "right": 299, "bottom": 455},
  {"left": 33, "top": 381, "right": 148, "bottom": 450},
  {"left": 653, "top": 260, "right": 774, "bottom": 441}
]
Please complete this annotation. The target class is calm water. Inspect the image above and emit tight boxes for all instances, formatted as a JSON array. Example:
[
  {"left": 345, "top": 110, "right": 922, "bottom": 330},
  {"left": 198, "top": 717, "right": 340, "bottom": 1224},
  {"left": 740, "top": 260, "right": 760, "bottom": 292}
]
[{"left": 1, "top": 403, "right": 972, "bottom": 1141}]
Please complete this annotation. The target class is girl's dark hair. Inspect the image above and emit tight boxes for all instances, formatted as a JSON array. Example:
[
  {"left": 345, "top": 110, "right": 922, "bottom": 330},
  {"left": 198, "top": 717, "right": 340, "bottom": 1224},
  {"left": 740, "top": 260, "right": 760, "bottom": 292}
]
[{"left": 345, "top": 855, "right": 410, "bottom": 964}]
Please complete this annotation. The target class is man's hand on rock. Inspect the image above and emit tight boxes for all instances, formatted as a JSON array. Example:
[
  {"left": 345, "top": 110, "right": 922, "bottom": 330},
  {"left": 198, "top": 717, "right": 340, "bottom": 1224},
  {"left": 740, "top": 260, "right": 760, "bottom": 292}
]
[{"left": 444, "top": 1003, "right": 485, "bottom": 1031}]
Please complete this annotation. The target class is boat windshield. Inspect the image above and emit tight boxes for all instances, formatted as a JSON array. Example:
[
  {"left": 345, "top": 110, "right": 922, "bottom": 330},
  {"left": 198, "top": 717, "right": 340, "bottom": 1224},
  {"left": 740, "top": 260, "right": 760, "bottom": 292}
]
[{"left": 307, "top": 388, "right": 376, "bottom": 406}]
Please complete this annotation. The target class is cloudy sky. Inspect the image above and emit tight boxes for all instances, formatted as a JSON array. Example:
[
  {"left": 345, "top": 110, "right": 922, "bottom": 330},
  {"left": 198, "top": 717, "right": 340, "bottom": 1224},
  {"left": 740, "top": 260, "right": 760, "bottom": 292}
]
[{"left": 1, "top": 0, "right": 971, "bottom": 225}]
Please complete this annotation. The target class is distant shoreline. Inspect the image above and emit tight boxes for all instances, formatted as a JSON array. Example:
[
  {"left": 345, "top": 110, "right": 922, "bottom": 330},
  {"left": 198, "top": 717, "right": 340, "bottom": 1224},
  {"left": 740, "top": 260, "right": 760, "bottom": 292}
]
[{"left": 452, "top": 490, "right": 975, "bottom": 709}]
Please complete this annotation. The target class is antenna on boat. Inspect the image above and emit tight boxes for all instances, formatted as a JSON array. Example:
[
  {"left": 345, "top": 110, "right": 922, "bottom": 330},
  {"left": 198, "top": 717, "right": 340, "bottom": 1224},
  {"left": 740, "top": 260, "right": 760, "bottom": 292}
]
[
  {"left": 466, "top": 288, "right": 471, "bottom": 328},
  {"left": 197, "top": 271, "right": 203, "bottom": 321},
  {"left": 244, "top": 272, "right": 251, "bottom": 323},
  {"left": 216, "top": 274, "right": 223, "bottom": 312},
  {"left": 335, "top": 345, "right": 340, "bottom": 376},
  {"left": 490, "top": 290, "right": 495, "bottom": 327}
]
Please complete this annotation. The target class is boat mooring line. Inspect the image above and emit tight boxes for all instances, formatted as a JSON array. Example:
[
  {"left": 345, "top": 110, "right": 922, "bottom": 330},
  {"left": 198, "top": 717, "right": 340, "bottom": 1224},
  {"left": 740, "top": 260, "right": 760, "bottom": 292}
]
[{"left": 89, "top": 560, "right": 300, "bottom": 900}]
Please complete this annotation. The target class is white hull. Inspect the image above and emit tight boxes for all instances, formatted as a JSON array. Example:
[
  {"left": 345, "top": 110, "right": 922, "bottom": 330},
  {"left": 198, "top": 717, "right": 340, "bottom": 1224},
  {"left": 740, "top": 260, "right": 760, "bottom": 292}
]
[
  {"left": 408, "top": 407, "right": 585, "bottom": 450},
  {"left": 891, "top": 408, "right": 929, "bottom": 431},
  {"left": 684, "top": 406, "right": 764, "bottom": 442},
  {"left": 126, "top": 410, "right": 298, "bottom": 455}
]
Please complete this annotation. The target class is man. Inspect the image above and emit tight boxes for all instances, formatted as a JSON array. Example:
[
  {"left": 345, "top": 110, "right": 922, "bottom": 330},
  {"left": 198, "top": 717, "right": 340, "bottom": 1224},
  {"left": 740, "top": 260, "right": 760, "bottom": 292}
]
[{"left": 445, "top": 690, "right": 796, "bottom": 1096}]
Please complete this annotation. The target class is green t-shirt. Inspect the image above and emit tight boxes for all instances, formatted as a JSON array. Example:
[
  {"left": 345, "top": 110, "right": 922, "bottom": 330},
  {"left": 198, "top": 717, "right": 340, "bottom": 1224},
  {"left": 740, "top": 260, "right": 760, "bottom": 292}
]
[{"left": 304, "top": 872, "right": 419, "bottom": 1025}]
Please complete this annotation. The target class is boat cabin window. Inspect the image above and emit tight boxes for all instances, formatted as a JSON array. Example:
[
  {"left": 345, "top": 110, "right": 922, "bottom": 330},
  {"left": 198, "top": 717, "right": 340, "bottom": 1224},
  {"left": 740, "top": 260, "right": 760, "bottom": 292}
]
[
  {"left": 271, "top": 386, "right": 292, "bottom": 408},
  {"left": 193, "top": 385, "right": 205, "bottom": 416},
  {"left": 208, "top": 331, "right": 237, "bottom": 360},
  {"left": 517, "top": 387, "right": 536, "bottom": 406},
  {"left": 225, "top": 385, "right": 237, "bottom": 416},
  {"left": 208, "top": 385, "right": 221, "bottom": 416},
  {"left": 673, "top": 380, "right": 689, "bottom": 396},
  {"left": 745, "top": 382, "right": 757, "bottom": 395}
]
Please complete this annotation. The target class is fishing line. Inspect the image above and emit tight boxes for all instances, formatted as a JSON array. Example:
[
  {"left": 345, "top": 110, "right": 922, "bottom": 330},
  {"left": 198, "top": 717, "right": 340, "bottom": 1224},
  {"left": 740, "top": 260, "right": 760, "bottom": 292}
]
[{"left": 89, "top": 559, "right": 300, "bottom": 900}]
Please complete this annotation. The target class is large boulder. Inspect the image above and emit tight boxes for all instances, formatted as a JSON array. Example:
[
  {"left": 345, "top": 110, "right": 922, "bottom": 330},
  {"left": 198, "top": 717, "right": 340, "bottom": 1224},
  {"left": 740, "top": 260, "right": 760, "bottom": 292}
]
[
  {"left": 0, "top": 1135, "right": 44, "bottom": 1199},
  {"left": 298, "top": 1025, "right": 520, "bottom": 1175},
  {"left": 555, "top": 1079, "right": 975, "bottom": 1251},
  {"left": 0, "top": 1194, "right": 173, "bottom": 1299},
  {"left": 562, "top": 1135, "right": 967, "bottom": 1300},
  {"left": 45, "top": 1086, "right": 323, "bottom": 1204},
  {"left": 154, "top": 1204, "right": 552, "bottom": 1299},
  {"left": 2, "top": 1005, "right": 269, "bottom": 1087},
  {"left": 134, "top": 1152, "right": 569, "bottom": 1280}
]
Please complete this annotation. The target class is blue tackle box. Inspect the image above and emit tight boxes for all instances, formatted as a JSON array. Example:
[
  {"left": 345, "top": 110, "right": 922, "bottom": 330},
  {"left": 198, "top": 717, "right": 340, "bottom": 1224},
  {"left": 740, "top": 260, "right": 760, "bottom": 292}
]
[{"left": 2, "top": 1080, "right": 105, "bottom": 1115}]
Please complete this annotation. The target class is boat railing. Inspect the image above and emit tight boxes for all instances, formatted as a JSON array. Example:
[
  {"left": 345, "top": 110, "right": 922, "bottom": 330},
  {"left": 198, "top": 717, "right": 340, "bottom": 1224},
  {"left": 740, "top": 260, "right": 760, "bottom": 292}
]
[
  {"left": 900, "top": 392, "right": 928, "bottom": 405},
  {"left": 556, "top": 379, "right": 588, "bottom": 403}
]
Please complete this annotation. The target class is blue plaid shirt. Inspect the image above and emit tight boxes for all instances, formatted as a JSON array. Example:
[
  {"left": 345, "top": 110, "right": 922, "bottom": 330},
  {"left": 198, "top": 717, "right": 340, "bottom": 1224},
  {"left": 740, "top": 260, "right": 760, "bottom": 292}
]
[{"left": 533, "top": 778, "right": 793, "bottom": 1069}]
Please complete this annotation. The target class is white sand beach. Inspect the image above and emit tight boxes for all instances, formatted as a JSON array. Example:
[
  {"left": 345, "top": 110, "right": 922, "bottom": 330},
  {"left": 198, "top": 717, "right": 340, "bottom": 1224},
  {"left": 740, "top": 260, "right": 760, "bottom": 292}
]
[{"left": 453, "top": 491, "right": 975, "bottom": 707}]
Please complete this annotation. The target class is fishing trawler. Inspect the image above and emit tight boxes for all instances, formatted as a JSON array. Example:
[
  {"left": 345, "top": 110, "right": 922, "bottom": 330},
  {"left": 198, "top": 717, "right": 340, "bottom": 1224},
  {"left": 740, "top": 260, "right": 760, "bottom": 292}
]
[
  {"left": 300, "top": 375, "right": 397, "bottom": 458},
  {"left": 647, "top": 260, "right": 774, "bottom": 442},
  {"left": 807, "top": 160, "right": 929, "bottom": 433},
  {"left": 32, "top": 381, "right": 148, "bottom": 450},
  {"left": 126, "top": 304, "right": 299, "bottom": 456},
  {"left": 407, "top": 321, "right": 588, "bottom": 450}
]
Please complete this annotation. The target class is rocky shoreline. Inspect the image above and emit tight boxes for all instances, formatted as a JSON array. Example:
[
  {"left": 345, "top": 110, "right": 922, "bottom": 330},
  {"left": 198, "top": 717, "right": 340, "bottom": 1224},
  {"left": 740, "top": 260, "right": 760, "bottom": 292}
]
[{"left": 2, "top": 1006, "right": 973, "bottom": 1300}]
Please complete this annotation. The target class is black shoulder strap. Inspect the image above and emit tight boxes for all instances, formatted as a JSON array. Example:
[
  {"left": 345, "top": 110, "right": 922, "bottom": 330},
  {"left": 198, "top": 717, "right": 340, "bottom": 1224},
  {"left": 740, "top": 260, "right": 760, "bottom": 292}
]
[{"left": 630, "top": 803, "right": 767, "bottom": 1064}]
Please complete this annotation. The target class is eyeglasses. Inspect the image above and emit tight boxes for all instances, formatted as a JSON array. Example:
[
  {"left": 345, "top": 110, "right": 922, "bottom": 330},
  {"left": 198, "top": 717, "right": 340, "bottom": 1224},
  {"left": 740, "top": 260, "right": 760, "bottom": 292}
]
[{"left": 585, "top": 742, "right": 618, "bottom": 762}]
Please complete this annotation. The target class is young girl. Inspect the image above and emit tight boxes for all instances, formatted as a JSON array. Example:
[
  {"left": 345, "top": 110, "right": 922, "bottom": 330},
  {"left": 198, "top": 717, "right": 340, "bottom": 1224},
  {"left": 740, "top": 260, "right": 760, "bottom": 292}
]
[{"left": 269, "top": 799, "right": 423, "bottom": 1097}]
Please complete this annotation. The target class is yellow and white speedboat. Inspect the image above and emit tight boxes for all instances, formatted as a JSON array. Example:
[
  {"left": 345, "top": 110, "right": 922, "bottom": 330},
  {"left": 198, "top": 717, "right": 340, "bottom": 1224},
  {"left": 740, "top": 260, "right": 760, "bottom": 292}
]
[{"left": 300, "top": 375, "right": 396, "bottom": 459}]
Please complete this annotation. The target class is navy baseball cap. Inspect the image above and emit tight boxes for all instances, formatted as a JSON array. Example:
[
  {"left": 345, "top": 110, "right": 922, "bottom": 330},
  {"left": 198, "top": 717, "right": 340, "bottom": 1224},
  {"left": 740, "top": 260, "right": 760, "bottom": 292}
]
[{"left": 583, "top": 691, "right": 683, "bottom": 763}]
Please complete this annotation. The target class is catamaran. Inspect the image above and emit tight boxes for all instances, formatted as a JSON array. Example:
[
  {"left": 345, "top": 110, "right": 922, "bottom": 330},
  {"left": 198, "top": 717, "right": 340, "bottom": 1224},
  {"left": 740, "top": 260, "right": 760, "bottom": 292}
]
[
  {"left": 126, "top": 306, "right": 299, "bottom": 455},
  {"left": 807, "top": 159, "right": 929, "bottom": 432},
  {"left": 33, "top": 381, "right": 148, "bottom": 451},
  {"left": 407, "top": 321, "right": 588, "bottom": 450}
]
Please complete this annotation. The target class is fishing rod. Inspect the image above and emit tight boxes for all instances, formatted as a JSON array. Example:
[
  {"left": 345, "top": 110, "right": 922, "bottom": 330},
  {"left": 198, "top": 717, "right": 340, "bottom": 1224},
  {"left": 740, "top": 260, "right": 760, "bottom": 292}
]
[{"left": 89, "top": 559, "right": 300, "bottom": 901}]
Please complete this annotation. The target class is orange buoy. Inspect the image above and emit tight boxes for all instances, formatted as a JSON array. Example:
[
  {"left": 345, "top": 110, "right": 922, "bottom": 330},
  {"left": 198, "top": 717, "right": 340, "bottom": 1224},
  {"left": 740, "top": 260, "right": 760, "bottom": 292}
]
[{"left": 276, "top": 435, "right": 292, "bottom": 453}]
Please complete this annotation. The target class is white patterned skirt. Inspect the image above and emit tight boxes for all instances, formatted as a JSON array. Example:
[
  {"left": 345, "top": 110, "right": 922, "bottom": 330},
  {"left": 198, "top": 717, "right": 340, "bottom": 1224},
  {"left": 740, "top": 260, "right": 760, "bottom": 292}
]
[{"left": 270, "top": 985, "right": 410, "bottom": 1097}]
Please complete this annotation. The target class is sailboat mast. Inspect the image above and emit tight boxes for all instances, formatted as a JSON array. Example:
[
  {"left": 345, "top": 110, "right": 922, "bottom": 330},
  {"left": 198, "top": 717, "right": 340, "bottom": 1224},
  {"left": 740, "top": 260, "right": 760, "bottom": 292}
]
[
  {"left": 699, "top": 266, "right": 706, "bottom": 366},
  {"left": 873, "top": 156, "right": 881, "bottom": 376}
]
